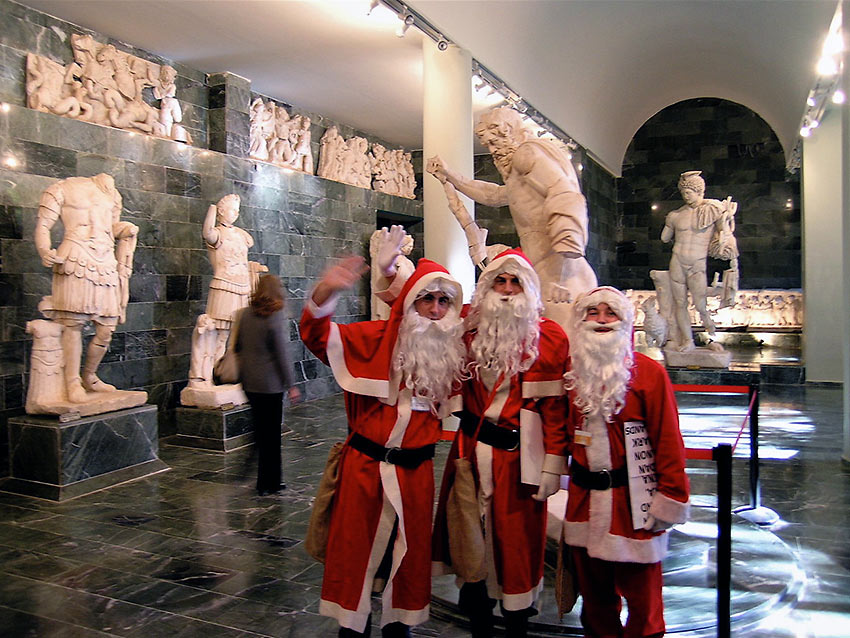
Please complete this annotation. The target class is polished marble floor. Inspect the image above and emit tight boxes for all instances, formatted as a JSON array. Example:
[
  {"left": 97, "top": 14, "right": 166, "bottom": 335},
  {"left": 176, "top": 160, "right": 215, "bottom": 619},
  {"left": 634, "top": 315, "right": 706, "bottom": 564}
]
[{"left": 0, "top": 382, "right": 848, "bottom": 637}]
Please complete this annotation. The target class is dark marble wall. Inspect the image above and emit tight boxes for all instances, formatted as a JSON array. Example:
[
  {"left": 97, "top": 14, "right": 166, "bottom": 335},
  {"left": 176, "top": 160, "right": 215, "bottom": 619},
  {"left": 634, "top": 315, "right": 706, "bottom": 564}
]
[
  {"left": 0, "top": 0, "right": 422, "bottom": 476},
  {"left": 471, "top": 149, "right": 619, "bottom": 284},
  {"left": 617, "top": 98, "right": 801, "bottom": 291}
]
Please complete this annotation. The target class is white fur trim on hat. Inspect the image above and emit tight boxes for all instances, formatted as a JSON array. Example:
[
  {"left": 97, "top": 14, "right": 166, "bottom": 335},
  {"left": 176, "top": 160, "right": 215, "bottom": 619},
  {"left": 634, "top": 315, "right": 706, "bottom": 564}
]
[
  {"left": 573, "top": 286, "right": 635, "bottom": 326},
  {"left": 478, "top": 252, "right": 542, "bottom": 305}
]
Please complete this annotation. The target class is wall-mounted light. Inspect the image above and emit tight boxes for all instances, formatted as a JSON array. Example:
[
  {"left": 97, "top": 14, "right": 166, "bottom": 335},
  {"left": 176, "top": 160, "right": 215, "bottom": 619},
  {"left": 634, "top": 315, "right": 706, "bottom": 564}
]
[
  {"left": 833, "top": 89, "right": 846, "bottom": 104},
  {"left": 0, "top": 102, "right": 10, "bottom": 113},
  {"left": 3, "top": 155, "right": 18, "bottom": 168}
]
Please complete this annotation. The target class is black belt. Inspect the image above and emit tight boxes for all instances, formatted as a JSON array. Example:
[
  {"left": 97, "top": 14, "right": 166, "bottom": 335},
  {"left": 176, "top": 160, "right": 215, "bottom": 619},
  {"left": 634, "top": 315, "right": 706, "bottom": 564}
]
[
  {"left": 457, "top": 410, "right": 520, "bottom": 451},
  {"left": 570, "top": 460, "right": 628, "bottom": 490},
  {"left": 349, "top": 432, "right": 435, "bottom": 469}
]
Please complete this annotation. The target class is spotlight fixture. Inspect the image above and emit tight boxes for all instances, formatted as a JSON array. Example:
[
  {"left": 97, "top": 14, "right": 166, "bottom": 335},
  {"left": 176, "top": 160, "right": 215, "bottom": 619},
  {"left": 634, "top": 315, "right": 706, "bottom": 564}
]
[
  {"left": 437, "top": 39, "right": 448, "bottom": 51},
  {"left": 396, "top": 13, "right": 414, "bottom": 37},
  {"left": 833, "top": 89, "right": 846, "bottom": 104}
]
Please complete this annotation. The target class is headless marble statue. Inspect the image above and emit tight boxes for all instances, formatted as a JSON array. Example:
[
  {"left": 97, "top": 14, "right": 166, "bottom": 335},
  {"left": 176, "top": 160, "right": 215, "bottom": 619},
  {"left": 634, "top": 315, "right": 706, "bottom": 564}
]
[{"left": 27, "top": 173, "right": 147, "bottom": 416}]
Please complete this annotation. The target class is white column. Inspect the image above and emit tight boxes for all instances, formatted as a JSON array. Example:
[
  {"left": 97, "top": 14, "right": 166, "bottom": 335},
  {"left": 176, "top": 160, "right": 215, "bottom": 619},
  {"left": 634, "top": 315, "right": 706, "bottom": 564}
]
[
  {"left": 802, "top": 108, "right": 845, "bottom": 384},
  {"left": 422, "top": 39, "right": 475, "bottom": 302}
]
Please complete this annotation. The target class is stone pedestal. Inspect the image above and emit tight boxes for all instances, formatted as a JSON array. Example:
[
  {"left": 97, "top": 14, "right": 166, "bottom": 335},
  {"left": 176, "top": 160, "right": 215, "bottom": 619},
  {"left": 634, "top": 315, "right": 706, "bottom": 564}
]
[
  {"left": 2, "top": 404, "right": 167, "bottom": 501},
  {"left": 180, "top": 383, "right": 247, "bottom": 409},
  {"left": 171, "top": 404, "right": 254, "bottom": 452},
  {"left": 664, "top": 346, "right": 732, "bottom": 369}
]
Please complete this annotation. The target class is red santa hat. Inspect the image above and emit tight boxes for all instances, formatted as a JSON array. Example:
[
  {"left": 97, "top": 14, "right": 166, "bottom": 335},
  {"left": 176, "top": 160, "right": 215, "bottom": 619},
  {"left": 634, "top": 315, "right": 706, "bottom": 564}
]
[
  {"left": 571, "top": 285, "right": 635, "bottom": 328},
  {"left": 475, "top": 248, "right": 542, "bottom": 306},
  {"left": 329, "top": 259, "right": 463, "bottom": 398}
]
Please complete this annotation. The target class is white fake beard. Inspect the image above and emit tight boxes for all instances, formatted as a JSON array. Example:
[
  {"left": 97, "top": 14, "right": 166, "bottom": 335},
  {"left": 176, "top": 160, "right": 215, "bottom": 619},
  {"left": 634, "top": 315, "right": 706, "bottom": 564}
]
[
  {"left": 395, "top": 309, "right": 466, "bottom": 410},
  {"left": 564, "top": 320, "right": 634, "bottom": 423},
  {"left": 469, "top": 289, "right": 540, "bottom": 381}
]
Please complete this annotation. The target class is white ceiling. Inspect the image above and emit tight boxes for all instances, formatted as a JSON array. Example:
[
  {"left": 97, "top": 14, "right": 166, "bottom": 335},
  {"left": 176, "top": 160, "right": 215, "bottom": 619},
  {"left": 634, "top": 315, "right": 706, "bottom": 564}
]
[{"left": 18, "top": 0, "right": 840, "bottom": 175}]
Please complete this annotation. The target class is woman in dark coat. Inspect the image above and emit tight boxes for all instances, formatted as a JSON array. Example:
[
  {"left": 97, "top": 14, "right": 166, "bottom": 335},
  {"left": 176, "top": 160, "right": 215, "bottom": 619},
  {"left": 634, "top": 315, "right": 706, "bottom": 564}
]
[{"left": 236, "top": 274, "right": 301, "bottom": 495}]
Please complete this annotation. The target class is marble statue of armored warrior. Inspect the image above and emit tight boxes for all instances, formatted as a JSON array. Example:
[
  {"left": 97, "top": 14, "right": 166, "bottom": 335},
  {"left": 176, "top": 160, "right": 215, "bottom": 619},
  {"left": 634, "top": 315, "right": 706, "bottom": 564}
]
[
  {"left": 181, "top": 194, "right": 267, "bottom": 408},
  {"left": 30, "top": 173, "right": 146, "bottom": 414},
  {"left": 658, "top": 171, "right": 739, "bottom": 359}
]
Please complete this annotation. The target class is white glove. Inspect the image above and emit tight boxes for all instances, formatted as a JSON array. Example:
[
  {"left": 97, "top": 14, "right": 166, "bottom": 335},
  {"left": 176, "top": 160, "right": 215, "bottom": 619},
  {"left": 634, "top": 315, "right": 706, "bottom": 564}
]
[
  {"left": 642, "top": 514, "right": 673, "bottom": 533},
  {"left": 376, "top": 225, "right": 407, "bottom": 278},
  {"left": 533, "top": 471, "right": 561, "bottom": 501}
]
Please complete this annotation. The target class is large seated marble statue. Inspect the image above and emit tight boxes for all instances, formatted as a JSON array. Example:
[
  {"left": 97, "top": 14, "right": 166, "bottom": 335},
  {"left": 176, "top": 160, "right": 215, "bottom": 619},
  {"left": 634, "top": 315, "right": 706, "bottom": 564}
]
[
  {"left": 654, "top": 170, "right": 739, "bottom": 367},
  {"left": 427, "top": 106, "right": 597, "bottom": 334},
  {"left": 180, "top": 194, "right": 267, "bottom": 409},
  {"left": 26, "top": 174, "right": 147, "bottom": 416}
]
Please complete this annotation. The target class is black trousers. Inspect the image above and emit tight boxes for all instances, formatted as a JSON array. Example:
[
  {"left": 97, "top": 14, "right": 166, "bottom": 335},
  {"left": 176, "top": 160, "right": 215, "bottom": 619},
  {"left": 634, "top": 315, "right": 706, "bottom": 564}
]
[{"left": 245, "top": 391, "right": 284, "bottom": 493}]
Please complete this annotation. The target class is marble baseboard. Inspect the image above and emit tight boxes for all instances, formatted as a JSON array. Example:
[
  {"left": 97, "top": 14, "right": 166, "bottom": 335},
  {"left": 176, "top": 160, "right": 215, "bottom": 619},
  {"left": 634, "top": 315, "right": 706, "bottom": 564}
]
[
  {"left": 666, "top": 367, "right": 760, "bottom": 387},
  {"left": 169, "top": 404, "right": 254, "bottom": 452},
  {"left": 3, "top": 404, "right": 168, "bottom": 501},
  {"left": 760, "top": 364, "right": 806, "bottom": 385}
]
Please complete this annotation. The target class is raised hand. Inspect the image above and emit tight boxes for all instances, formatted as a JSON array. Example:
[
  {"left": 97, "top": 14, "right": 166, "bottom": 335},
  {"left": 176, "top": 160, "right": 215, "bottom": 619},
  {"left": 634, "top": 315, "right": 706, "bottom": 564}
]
[{"left": 375, "top": 225, "right": 407, "bottom": 278}]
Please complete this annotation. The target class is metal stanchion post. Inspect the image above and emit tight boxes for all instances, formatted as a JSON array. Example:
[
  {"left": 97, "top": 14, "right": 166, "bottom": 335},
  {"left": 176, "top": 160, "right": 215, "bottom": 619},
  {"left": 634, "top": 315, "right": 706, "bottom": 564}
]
[
  {"left": 736, "top": 382, "right": 778, "bottom": 525},
  {"left": 713, "top": 443, "right": 732, "bottom": 638}
]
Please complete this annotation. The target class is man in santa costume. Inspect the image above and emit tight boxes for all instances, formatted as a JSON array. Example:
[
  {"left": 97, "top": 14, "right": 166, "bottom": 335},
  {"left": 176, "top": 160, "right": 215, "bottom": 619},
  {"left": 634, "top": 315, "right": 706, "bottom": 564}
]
[
  {"left": 432, "top": 249, "right": 570, "bottom": 638},
  {"left": 300, "top": 250, "right": 467, "bottom": 638},
  {"left": 563, "top": 286, "right": 690, "bottom": 638}
]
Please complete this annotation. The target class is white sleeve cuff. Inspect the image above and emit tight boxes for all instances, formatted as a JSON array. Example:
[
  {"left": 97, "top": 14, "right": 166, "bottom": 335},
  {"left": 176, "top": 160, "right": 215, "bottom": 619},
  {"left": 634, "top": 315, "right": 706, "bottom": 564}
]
[
  {"left": 649, "top": 492, "right": 690, "bottom": 525},
  {"left": 542, "top": 453, "right": 567, "bottom": 474},
  {"left": 306, "top": 292, "right": 339, "bottom": 319}
]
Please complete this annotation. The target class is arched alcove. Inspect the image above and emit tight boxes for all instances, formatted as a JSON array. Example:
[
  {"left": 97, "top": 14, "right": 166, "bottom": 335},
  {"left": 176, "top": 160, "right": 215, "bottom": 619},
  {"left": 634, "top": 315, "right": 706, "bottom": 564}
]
[{"left": 616, "top": 98, "right": 801, "bottom": 292}]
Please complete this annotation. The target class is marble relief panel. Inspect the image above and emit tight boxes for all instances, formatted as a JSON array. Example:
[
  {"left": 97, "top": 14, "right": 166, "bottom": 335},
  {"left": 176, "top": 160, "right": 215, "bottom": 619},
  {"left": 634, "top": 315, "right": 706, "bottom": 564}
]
[{"left": 25, "top": 34, "right": 192, "bottom": 143}]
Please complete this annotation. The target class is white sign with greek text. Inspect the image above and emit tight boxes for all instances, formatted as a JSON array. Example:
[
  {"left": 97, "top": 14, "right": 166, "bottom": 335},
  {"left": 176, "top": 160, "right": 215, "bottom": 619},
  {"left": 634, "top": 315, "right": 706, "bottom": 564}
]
[{"left": 624, "top": 421, "right": 657, "bottom": 530}]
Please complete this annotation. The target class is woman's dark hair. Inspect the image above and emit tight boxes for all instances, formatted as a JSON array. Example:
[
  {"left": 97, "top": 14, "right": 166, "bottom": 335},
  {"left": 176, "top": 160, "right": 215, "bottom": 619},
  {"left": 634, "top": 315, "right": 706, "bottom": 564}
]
[{"left": 251, "top": 274, "right": 284, "bottom": 317}]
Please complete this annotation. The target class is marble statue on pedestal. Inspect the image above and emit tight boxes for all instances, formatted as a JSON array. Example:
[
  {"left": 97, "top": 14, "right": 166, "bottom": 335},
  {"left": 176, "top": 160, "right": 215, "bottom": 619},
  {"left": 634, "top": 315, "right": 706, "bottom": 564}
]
[
  {"left": 180, "top": 194, "right": 267, "bottom": 409},
  {"left": 27, "top": 173, "right": 147, "bottom": 416},
  {"left": 654, "top": 171, "right": 739, "bottom": 367},
  {"left": 427, "top": 106, "right": 597, "bottom": 334},
  {"left": 368, "top": 227, "right": 415, "bottom": 320}
]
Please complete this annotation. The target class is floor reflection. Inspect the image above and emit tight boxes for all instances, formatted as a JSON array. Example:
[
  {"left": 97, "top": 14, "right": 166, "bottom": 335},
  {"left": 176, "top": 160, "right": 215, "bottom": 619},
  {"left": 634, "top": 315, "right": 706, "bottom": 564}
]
[{"left": 0, "top": 381, "right": 847, "bottom": 637}]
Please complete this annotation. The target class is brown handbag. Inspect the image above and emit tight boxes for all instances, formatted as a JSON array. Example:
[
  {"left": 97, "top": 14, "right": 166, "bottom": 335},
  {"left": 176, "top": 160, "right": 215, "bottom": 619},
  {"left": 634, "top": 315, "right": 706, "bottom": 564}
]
[
  {"left": 304, "top": 438, "right": 348, "bottom": 562},
  {"left": 212, "top": 308, "right": 243, "bottom": 385}
]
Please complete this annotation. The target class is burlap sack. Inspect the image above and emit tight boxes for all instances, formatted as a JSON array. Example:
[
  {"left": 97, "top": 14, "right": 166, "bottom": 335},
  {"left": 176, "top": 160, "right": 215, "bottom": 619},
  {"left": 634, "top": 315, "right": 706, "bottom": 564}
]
[
  {"left": 555, "top": 529, "right": 579, "bottom": 617},
  {"left": 304, "top": 441, "right": 345, "bottom": 562},
  {"left": 446, "top": 457, "right": 487, "bottom": 583}
]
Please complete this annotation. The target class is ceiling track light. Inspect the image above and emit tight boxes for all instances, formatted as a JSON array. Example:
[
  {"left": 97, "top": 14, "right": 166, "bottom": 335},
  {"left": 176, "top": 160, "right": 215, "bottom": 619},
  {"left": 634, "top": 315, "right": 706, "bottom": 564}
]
[{"left": 381, "top": 0, "right": 452, "bottom": 49}]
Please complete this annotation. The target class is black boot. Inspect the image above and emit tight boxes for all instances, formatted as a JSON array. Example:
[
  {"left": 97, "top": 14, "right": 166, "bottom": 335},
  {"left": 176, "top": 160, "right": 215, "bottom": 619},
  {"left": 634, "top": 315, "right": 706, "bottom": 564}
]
[
  {"left": 501, "top": 608, "right": 534, "bottom": 638},
  {"left": 458, "top": 581, "right": 495, "bottom": 638},
  {"left": 380, "top": 622, "right": 411, "bottom": 637},
  {"left": 339, "top": 614, "right": 372, "bottom": 637}
]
